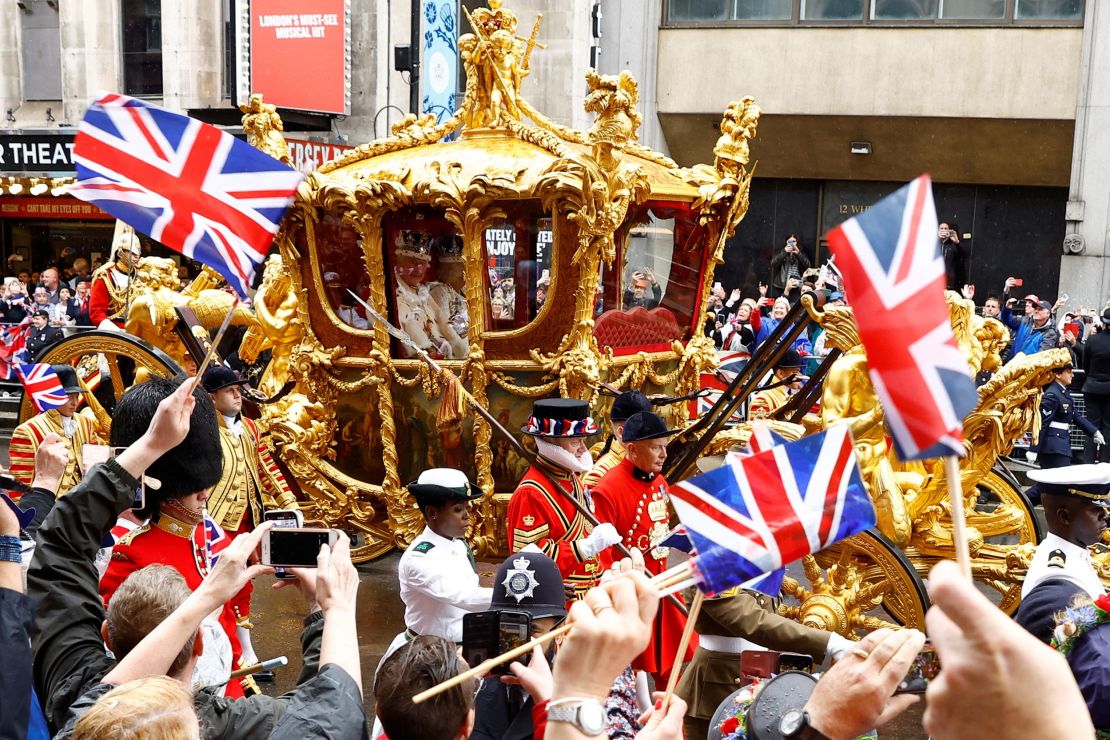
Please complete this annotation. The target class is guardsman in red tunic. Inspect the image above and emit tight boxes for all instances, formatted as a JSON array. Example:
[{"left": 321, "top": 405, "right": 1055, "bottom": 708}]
[
  {"left": 507, "top": 398, "right": 621, "bottom": 602},
  {"left": 89, "top": 220, "right": 141, "bottom": 330},
  {"left": 582, "top": 390, "right": 652, "bottom": 489},
  {"left": 591, "top": 410, "right": 695, "bottom": 685},
  {"left": 97, "top": 376, "right": 253, "bottom": 697}
]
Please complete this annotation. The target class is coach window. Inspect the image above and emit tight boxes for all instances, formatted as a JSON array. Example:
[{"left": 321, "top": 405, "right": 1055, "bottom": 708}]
[{"left": 122, "top": 0, "right": 163, "bottom": 97}]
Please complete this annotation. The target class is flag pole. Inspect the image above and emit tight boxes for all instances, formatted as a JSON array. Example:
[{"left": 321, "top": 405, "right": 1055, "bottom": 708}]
[
  {"left": 411, "top": 563, "right": 696, "bottom": 704},
  {"left": 659, "top": 591, "right": 704, "bottom": 712},
  {"left": 189, "top": 299, "right": 238, "bottom": 395},
  {"left": 944, "top": 455, "right": 972, "bottom": 579}
]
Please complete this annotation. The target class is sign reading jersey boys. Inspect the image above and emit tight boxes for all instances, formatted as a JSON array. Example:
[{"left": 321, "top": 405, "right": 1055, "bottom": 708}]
[
  {"left": 249, "top": 0, "right": 351, "bottom": 115},
  {"left": 421, "top": 0, "right": 458, "bottom": 123}
]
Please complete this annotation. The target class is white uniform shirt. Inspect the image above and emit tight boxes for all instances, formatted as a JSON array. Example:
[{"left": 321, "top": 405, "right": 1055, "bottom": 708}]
[
  {"left": 398, "top": 526, "right": 493, "bottom": 642},
  {"left": 1022, "top": 532, "right": 1105, "bottom": 599}
]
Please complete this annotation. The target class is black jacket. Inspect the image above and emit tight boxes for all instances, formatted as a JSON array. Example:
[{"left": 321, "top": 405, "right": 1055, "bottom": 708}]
[
  {"left": 769, "top": 250, "right": 811, "bottom": 298},
  {"left": 25, "top": 324, "right": 63, "bottom": 359},
  {"left": 471, "top": 681, "right": 537, "bottom": 740},
  {"left": 27, "top": 458, "right": 328, "bottom": 738},
  {"left": 1083, "top": 330, "right": 1110, "bottom": 396},
  {"left": 941, "top": 238, "right": 971, "bottom": 291}
]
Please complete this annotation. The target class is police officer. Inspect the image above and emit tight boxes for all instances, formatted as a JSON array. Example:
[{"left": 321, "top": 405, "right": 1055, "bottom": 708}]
[
  {"left": 1021, "top": 463, "right": 1109, "bottom": 600},
  {"left": 1032, "top": 362, "right": 1103, "bottom": 469},
  {"left": 471, "top": 551, "right": 569, "bottom": 740},
  {"left": 384, "top": 468, "right": 493, "bottom": 660}
]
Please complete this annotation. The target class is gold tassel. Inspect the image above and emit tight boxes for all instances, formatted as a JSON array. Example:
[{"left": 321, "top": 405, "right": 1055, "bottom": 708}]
[{"left": 437, "top": 372, "right": 467, "bottom": 431}]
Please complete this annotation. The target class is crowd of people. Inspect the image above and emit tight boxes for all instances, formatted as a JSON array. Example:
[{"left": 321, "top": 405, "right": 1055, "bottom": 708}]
[
  {"left": 4, "top": 225, "right": 1110, "bottom": 739},
  {"left": 1, "top": 370, "right": 1108, "bottom": 739}
]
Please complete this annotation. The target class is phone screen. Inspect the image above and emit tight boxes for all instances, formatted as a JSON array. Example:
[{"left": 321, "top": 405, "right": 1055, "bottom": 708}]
[
  {"left": 264, "top": 528, "right": 332, "bottom": 567},
  {"left": 462, "top": 610, "right": 532, "bottom": 675},
  {"left": 895, "top": 645, "right": 940, "bottom": 694},
  {"left": 265, "top": 510, "right": 303, "bottom": 578}
]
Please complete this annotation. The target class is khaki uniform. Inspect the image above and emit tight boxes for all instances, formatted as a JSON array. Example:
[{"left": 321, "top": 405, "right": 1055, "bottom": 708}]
[
  {"left": 9, "top": 410, "right": 100, "bottom": 495},
  {"left": 207, "top": 416, "right": 297, "bottom": 533},
  {"left": 675, "top": 588, "right": 831, "bottom": 740}
]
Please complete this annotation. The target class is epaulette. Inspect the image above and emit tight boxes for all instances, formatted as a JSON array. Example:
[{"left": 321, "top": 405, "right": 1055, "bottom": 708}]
[
  {"left": 413, "top": 541, "right": 435, "bottom": 554},
  {"left": 1048, "top": 549, "right": 1067, "bottom": 569},
  {"left": 115, "top": 524, "right": 151, "bottom": 547}
]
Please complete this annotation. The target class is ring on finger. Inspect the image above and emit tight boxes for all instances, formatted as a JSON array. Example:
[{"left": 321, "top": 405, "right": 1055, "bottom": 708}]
[
  {"left": 852, "top": 647, "right": 870, "bottom": 659},
  {"left": 593, "top": 604, "right": 615, "bottom": 616}
]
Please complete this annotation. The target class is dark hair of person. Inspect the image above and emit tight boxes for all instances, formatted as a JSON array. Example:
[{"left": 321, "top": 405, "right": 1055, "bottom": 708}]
[
  {"left": 109, "top": 375, "right": 223, "bottom": 517},
  {"left": 375, "top": 635, "right": 475, "bottom": 740}
]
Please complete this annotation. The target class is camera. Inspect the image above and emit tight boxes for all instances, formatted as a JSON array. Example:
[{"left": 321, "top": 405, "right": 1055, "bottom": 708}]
[{"left": 462, "top": 610, "right": 533, "bottom": 675}]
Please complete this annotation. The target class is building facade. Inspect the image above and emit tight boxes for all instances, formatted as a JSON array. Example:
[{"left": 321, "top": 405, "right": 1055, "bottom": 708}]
[
  {"left": 0, "top": 0, "right": 599, "bottom": 276},
  {"left": 601, "top": 0, "right": 1108, "bottom": 310}
]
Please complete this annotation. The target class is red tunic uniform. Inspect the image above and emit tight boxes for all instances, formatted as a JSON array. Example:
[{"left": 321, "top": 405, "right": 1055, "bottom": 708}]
[
  {"left": 591, "top": 457, "right": 695, "bottom": 684},
  {"left": 100, "top": 506, "right": 251, "bottom": 698},
  {"left": 507, "top": 458, "right": 611, "bottom": 602},
  {"left": 89, "top": 263, "right": 130, "bottom": 328}
]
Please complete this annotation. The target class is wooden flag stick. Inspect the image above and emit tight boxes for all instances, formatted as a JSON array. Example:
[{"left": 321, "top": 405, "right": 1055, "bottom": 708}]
[
  {"left": 189, "top": 299, "right": 238, "bottom": 394},
  {"left": 413, "top": 563, "right": 698, "bottom": 704},
  {"left": 944, "top": 455, "right": 972, "bottom": 579},
  {"left": 659, "top": 590, "right": 704, "bottom": 712},
  {"left": 412, "top": 621, "right": 574, "bottom": 704}
]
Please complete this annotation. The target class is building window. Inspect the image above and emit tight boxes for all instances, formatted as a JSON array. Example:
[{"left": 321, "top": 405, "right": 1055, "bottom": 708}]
[
  {"left": 940, "top": 0, "right": 1005, "bottom": 18},
  {"left": 802, "top": 0, "right": 865, "bottom": 19},
  {"left": 122, "top": 0, "right": 163, "bottom": 96},
  {"left": 667, "top": 0, "right": 731, "bottom": 20},
  {"left": 872, "top": 0, "right": 939, "bottom": 19},
  {"left": 1015, "top": 0, "right": 1083, "bottom": 19},
  {"left": 665, "top": 0, "right": 1083, "bottom": 22},
  {"left": 19, "top": 0, "right": 62, "bottom": 101}
]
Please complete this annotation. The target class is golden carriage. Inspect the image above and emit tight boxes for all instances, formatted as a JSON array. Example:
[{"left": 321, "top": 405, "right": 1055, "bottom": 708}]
[{"left": 24, "top": 0, "right": 1068, "bottom": 637}]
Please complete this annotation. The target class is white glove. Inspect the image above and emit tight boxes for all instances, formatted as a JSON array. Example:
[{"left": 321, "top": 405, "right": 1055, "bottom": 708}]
[
  {"left": 1095, "top": 432, "right": 1105, "bottom": 446},
  {"left": 1026, "top": 450, "right": 1038, "bottom": 463},
  {"left": 826, "top": 631, "right": 855, "bottom": 662},
  {"left": 578, "top": 523, "right": 621, "bottom": 559}
]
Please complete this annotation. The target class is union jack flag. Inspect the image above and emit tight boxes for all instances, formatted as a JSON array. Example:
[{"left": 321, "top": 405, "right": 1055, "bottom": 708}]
[
  {"left": 689, "top": 350, "right": 750, "bottom": 421},
  {"left": 669, "top": 425, "right": 875, "bottom": 596},
  {"left": 70, "top": 93, "right": 305, "bottom": 297},
  {"left": 16, "top": 364, "right": 68, "bottom": 412},
  {"left": 826, "top": 175, "right": 976, "bottom": 460},
  {"left": 0, "top": 319, "right": 32, "bottom": 380}
]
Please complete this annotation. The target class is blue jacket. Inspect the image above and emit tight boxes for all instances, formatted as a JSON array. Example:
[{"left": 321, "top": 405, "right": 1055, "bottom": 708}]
[
  {"left": 1035, "top": 382, "right": 1097, "bottom": 456},
  {"left": 1001, "top": 307, "right": 1059, "bottom": 357}
]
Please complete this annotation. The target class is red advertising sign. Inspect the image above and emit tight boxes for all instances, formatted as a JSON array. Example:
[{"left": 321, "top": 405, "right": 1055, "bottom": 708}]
[
  {"left": 0, "top": 196, "right": 113, "bottom": 220},
  {"left": 250, "top": 0, "right": 349, "bottom": 115},
  {"left": 284, "top": 137, "right": 352, "bottom": 174}
]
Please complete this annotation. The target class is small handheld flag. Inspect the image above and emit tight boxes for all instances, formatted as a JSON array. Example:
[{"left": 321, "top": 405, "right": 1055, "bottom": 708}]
[
  {"left": 71, "top": 92, "right": 305, "bottom": 298},
  {"left": 669, "top": 425, "right": 875, "bottom": 596},
  {"left": 16, "top": 364, "right": 68, "bottom": 412},
  {"left": 825, "top": 175, "right": 976, "bottom": 461}
]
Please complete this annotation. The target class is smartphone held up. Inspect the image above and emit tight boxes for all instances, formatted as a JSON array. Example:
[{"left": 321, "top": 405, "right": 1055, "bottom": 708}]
[{"left": 261, "top": 527, "right": 337, "bottom": 568}]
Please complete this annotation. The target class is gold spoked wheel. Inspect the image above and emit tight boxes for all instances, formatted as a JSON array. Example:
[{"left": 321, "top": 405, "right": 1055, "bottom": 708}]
[
  {"left": 780, "top": 529, "right": 930, "bottom": 635},
  {"left": 23, "top": 331, "right": 183, "bottom": 424},
  {"left": 967, "top": 467, "right": 1042, "bottom": 615}
]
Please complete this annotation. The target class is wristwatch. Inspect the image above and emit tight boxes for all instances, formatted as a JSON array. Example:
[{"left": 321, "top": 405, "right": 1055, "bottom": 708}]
[
  {"left": 779, "top": 708, "right": 830, "bottom": 739},
  {"left": 547, "top": 698, "right": 607, "bottom": 736}
]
